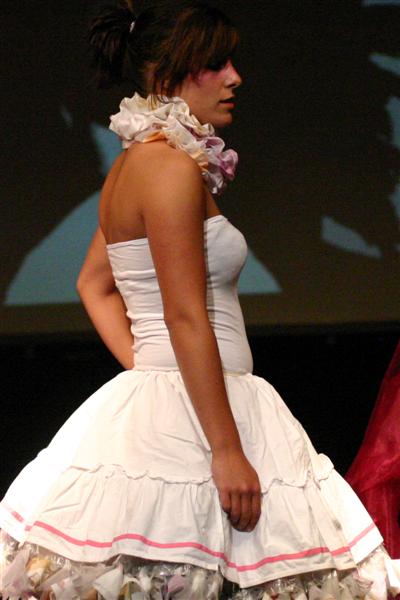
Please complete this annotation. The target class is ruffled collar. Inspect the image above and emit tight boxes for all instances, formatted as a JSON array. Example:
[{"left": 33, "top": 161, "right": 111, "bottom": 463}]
[{"left": 109, "top": 93, "right": 238, "bottom": 195}]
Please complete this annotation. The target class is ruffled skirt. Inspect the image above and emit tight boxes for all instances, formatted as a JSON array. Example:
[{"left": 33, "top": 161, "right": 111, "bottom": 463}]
[{"left": 0, "top": 370, "right": 398, "bottom": 597}]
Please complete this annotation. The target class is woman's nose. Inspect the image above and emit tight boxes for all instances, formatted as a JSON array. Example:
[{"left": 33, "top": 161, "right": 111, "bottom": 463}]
[{"left": 226, "top": 61, "right": 242, "bottom": 88}]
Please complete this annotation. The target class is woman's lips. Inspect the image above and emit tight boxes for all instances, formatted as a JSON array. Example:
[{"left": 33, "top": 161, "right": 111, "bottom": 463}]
[{"left": 220, "top": 98, "right": 235, "bottom": 107}]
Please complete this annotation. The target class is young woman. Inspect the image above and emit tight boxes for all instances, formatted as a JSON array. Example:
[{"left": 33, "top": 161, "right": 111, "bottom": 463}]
[{"left": 0, "top": 2, "right": 396, "bottom": 599}]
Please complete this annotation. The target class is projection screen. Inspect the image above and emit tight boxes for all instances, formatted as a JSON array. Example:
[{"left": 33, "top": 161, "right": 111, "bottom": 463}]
[{"left": 1, "top": 0, "right": 399, "bottom": 335}]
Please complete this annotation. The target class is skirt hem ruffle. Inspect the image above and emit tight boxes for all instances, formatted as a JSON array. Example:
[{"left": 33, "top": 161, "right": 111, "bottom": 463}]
[{"left": 1, "top": 532, "right": 398, "bottom": 600}]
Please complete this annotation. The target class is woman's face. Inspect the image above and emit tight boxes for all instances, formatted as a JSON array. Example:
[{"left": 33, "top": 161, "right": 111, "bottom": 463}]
[{"left": 176, "top": 60, "right": 242, "bottom": 128}]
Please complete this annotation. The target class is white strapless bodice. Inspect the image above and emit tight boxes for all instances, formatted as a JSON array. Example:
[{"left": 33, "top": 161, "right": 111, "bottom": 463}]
[{"left": 106, "top": 215, "right": 253, "bottom": 374}]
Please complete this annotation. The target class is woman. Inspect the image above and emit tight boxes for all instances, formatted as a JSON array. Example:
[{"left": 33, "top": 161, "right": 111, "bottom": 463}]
[{"left": 0, "top": 2, "right": 396, "bottom": 599}]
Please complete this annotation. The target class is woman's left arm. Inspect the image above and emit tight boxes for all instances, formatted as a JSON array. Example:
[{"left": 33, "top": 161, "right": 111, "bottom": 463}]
[{"left": 77, "top": 227, "right": 134, "bottom": 369}]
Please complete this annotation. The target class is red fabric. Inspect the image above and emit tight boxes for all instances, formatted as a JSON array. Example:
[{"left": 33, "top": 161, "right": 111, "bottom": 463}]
[{"left": 346, "top": 341, "right": 400, "bottom": 558}]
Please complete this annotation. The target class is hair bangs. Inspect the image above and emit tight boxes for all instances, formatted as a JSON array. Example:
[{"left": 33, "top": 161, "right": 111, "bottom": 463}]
[
  {"left": 189, "top": 14, "right": 239, "bottom": 76},
  {"left": 136, "top": 3, "right": 239, "bottom": 97}
]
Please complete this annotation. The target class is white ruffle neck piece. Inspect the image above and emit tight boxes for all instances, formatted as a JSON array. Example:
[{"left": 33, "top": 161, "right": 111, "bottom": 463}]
[{"left": 109, "top": 93, "right": 238, "bottom": 195}]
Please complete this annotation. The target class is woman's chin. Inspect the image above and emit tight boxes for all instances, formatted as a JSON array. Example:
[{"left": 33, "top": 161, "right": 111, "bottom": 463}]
[{"left": 211, "top": 113, "right": 234, "bottom": 129}]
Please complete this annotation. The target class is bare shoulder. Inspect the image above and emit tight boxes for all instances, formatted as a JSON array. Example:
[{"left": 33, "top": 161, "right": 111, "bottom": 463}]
[
  {"left": 124, "top": 141, "right": 205, "bottom": 217},
  {"left": 126, "top": 141, "right": 202, "bottom": 185}
]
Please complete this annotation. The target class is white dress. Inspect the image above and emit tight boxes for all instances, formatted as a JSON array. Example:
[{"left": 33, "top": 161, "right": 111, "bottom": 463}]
[{"left": 0, "top": 214, "right": 389, "bottom": 599}]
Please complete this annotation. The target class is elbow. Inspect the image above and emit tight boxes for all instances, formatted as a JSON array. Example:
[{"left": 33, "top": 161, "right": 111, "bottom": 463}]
[
  {"left": 76, "top": 270, "right": 97, "bottom": 302},
  {"left": 76, "top": 272, "right": 88, "bottom": 299},
  {"left": 76, "top": 271, "right": 116, "bottom": 303},
  {"left": 76, "top": 277, "right": 84, "bottom": 299}
]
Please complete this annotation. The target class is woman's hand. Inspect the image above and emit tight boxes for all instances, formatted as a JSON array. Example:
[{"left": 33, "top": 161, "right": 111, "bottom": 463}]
[{"left": 212, "top": 448, "right": 261, "bottom": 532}]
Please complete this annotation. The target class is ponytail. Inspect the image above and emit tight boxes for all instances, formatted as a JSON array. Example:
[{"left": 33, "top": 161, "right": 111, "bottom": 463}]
[{"left": 88, "top": 3, "right": 135, "bottom": 88}]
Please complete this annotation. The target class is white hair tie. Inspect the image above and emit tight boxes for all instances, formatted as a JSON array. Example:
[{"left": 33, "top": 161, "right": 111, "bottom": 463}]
[{"left": 129, "top": 20, "right": 136, "bottom": 34}]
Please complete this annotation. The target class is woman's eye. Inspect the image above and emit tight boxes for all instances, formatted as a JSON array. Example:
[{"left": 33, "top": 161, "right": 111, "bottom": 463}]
[{"left": 207, "top": 60, "right": 227, "bottom": 72}]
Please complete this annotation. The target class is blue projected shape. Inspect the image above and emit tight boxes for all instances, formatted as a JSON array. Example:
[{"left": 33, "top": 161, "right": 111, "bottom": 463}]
[
  {"left": 371, "top": 53, "right": 400, "bottom": 79},
  {"left": 369, "top": 54, "right": 400, "bottom": 221},
  {"left": 4, "top": 123, "right": 120, "bottom": 306},
  {"left": 90, "top": 122, "right": 121, "bottom": 174},
  {"left": 321, "top": 217, "right": 382, "bottom": 258},
  {"left": 364, "top": 0, "right": 399, "bottom": 4},
  {"left": 239, "top": 252, "right": 281, "bottom": 294},
  {"left": 5, "top": 193, "right": 99, "bottom": 305},
  {"left": 5, "top": 122, "right": 281, "bottom": 305},
  {"left": 387, "top": 96, "right": 400, "bottom": 222},
  {"left": 60, "top": 105, "right": 73, "bottom": 128}
]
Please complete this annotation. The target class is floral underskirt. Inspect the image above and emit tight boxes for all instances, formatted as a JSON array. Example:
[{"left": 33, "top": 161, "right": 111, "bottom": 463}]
[{"left": 1, "top": 532, "right": 399, "bottom": 600}]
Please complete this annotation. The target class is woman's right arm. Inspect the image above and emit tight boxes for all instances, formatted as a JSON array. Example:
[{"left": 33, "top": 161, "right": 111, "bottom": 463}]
[
  {"left": 132, "top": 146, "right": 261, "bottom": 532},
  {"left": 77, "top": 227, "right": 134, "bottom": 370}
]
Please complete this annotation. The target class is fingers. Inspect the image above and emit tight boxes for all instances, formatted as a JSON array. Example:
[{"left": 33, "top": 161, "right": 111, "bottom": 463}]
[
  {"left": 227, "top": 489, "right": 261, "bottom": 532},
  {"left": 229, "top": 492, "right": 241, "bottom": 527},
  {"left": 248, "top": 488, "right": 261, "bottom": 531},
  {"left": 219, "top": 489, "right": 231, "bottom": 516},
  {"left": 237, "top": 491, "right": 252, "bottom": 531}
]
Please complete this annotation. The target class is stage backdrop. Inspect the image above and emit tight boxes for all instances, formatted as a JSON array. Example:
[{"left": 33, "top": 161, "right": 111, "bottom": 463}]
[{"left": 1, "top": 0, "right": 400, "bottom": 335}]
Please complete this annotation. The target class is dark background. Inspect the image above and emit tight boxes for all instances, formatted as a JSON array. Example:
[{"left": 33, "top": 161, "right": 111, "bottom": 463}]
[{"left": 1, "top": 0, "right": 399, "bottom": 494}]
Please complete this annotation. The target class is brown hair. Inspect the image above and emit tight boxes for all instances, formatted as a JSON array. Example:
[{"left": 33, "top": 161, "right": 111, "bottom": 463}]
[{"left": 88, "top": 0, "right": 239, "bottom": 96}]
